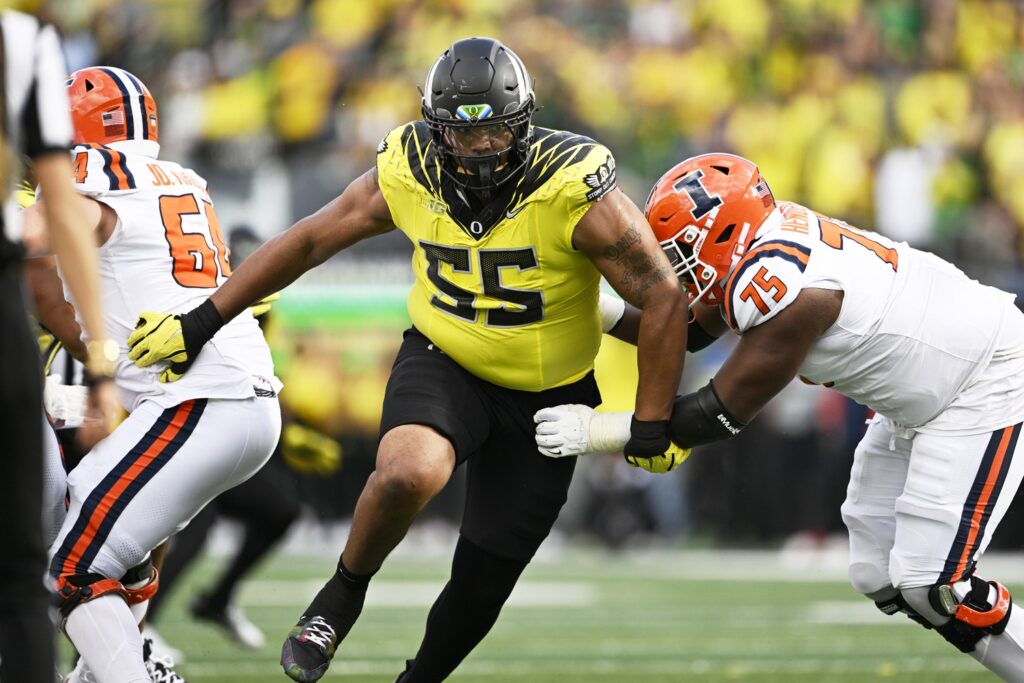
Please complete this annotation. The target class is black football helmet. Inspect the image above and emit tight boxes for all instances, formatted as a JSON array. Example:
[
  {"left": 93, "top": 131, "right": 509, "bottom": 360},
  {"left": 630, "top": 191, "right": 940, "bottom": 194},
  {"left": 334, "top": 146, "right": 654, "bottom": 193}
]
[{"left": 422, "top": 37, "right": 536, "bottom": 196}]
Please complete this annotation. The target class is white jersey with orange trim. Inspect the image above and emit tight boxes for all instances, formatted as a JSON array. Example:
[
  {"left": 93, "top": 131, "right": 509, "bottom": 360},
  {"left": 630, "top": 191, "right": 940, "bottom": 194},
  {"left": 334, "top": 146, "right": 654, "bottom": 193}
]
[
  {"left": 722, "top": 201, "right": 1024, "bottom": 435},
  {"left": 64, "top": 142, "right": 280, "bottom": 411}
]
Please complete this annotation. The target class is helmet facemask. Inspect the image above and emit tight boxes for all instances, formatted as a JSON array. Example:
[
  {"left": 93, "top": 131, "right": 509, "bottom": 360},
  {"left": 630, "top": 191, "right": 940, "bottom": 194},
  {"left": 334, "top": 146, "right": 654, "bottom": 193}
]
[
  {"left": 424, "top": 99, "right": 534, "bottom": 198},
  {"left": 659, "top": 223, "right": 724, "bottom": 307}
]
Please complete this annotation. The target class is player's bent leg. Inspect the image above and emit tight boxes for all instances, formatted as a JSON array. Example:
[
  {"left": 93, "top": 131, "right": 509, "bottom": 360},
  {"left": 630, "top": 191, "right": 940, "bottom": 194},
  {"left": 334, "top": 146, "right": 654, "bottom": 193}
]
[
  {"left": 282, "top": 423, "right": 456, "bottom": 683},
  {"left": 396, "top": 537, "right": 528, "bottom": 683},
  {"left": 50, "top": 396, "right": 280, "bottom": 681},
  {"left": 394, "top": 373, "right": 599, "bottom": 682},
  {"left": 899, "top": 578, "right": 1024, "bottom": 682},
  {"left": 59, "top": 579, "right": 151, "bottom": 683},
  {"left": 887, "top": 424, "right": 1024, "bottom": 681},
  {"left": 842, "top": 418, "right": 917, "bottom": 619},
  {"left": 346, "top": 424, "right": 456, "bottom": 572}
]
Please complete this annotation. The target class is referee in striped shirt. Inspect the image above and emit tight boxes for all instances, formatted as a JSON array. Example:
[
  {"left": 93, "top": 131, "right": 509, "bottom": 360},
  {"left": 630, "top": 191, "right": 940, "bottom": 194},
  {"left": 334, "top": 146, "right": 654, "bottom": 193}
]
[{"left": 0, "top": 10, "right": 115, "bottom": 682}]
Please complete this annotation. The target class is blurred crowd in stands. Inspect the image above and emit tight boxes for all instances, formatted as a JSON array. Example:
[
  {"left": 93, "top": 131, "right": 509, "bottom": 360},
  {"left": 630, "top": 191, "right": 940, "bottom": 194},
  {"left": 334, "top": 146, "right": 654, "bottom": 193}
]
[{"left": 30, "top": 0, "right": 1024, "bottom": 548}]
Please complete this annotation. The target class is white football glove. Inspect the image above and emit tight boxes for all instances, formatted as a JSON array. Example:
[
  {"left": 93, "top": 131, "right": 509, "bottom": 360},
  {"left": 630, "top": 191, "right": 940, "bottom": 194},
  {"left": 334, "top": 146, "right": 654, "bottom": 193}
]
[
  {"left": 534, "top": 405, "right": 631, "bottom": 458},
  {"left": 43, "top": 374, "right": 88, "bottom": 428},
  {"left": 535, "top": 404, "right": 593, "bottom": 457}
]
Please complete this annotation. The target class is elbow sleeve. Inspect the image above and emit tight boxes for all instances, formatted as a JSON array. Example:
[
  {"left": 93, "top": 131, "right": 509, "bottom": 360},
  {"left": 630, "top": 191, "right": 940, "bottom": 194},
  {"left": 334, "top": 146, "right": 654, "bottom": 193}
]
[{"left": 669, "top": 381, "right": 747, "bottom": 448}]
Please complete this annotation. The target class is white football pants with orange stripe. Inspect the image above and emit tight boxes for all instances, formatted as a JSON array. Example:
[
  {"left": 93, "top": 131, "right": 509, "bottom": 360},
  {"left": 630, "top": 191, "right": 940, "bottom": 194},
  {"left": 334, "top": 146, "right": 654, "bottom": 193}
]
[
  {"left": 843, "top": 415, "right": 1024, "bottom": 681},
  {"left": 48, "top": 395, "right": 280, "bottom": 683}
]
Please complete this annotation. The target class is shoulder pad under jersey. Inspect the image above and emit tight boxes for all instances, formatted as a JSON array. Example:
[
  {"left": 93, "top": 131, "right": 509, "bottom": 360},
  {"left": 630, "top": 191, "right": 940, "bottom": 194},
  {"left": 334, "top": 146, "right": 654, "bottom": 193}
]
[
  {"left": 723, "top": 238, "right": 811, "bottom": 332},
  {"left": 70, "top": 144, "right": 141, "bottom": 196}
]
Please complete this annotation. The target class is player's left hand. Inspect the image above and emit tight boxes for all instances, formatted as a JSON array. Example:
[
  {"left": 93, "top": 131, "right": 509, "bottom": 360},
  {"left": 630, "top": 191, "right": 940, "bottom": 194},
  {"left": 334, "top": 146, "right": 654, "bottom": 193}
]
[
  {"left": 623, "top": 416, "right": 691, "bottom": 474},
  {"left": 126, "top": 311, "right": 191, "bottom": 382},
  {"left": 624, "top": 442, "right": 692, "bottom": 473}
]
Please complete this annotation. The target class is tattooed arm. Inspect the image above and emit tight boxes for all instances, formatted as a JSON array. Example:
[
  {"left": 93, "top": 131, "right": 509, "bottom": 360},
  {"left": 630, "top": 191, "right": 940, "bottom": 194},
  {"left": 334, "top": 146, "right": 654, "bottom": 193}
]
[
  {"left": 209, "top": 166, "right": 395, "bottom": 322},
  {"left": 573, "top": 188, "right": 688, "bottom": 420}
]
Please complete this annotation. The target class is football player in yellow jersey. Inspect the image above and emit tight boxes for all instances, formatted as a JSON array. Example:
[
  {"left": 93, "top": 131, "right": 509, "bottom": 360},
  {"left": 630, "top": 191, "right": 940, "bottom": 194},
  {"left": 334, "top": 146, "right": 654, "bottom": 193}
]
[{"left": 126, "top": 37, "right": 687, "bottom": 682}]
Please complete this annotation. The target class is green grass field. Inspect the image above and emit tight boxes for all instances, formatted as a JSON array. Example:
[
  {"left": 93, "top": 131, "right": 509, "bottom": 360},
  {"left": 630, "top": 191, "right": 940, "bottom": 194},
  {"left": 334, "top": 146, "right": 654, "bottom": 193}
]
[{"left": 119, "top": 547, "right": 1003, "bottom": 683}]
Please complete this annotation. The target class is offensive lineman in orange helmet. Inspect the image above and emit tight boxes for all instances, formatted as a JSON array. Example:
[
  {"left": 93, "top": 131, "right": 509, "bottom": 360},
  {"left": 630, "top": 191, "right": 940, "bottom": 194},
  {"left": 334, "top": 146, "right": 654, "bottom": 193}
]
[
  {"left": 25, "top": 66, "right": 281, "bottom": 683},
  {"left": 537, "top": 153, "right": 1024, "bottom": 680}
]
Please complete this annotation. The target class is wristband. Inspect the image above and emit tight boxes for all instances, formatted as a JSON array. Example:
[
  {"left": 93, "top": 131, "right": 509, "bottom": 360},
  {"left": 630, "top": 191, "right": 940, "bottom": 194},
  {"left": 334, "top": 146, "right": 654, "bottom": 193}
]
[
  {"left": 623, "top": 416, "right": 671, "bottom": 459},
  {"left": 181, "top": 298, "right": 225, "bottom": 358}
]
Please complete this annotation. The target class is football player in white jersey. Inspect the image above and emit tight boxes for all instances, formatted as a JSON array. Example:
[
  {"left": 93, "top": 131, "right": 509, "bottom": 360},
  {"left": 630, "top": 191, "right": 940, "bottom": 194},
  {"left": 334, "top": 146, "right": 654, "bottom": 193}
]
[
  {"left": 22, "top": 66, "right": 282, "bottom": 683},
  {"left": 535, "top": 153, "right": 1024, "bottom": 681}
]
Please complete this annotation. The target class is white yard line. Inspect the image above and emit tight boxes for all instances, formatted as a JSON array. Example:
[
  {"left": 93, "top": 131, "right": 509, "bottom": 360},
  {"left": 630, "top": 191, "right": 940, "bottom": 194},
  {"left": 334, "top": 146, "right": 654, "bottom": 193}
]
[
  {"left": 240, "top": 580, "right": 596, "bottom": 607},
  {"left": 182, "top": 655, "right": 985, "bottom": 677}
]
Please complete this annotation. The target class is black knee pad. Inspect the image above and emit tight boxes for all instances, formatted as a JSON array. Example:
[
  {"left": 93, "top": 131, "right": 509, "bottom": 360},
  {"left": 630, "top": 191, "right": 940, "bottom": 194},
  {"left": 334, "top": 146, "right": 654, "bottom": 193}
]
[
  {"left": 121, "top": 557, "right": 154, "bottom": 586},
  {"left": 927, "top": 575, "right": 1012, "bottom": 653}
]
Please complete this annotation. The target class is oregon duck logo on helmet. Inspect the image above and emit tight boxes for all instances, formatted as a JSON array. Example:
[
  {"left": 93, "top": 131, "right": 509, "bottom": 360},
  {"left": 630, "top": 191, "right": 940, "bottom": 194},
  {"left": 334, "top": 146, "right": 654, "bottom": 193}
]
[{"left": 421, "top": 37, "right": 536, "bottom": 197}]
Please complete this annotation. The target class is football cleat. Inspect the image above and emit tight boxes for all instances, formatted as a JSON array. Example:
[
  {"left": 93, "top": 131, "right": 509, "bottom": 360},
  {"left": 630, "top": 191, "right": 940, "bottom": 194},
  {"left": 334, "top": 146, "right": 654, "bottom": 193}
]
[
  {"left": 281, "top": 615, "right": 338, "bottom": 682},
  {"left": 143, "top": 638, "right": 189, "bottom": 683},
  {"left": 190, "top": 596, "right": 266, "bottom": 649}
]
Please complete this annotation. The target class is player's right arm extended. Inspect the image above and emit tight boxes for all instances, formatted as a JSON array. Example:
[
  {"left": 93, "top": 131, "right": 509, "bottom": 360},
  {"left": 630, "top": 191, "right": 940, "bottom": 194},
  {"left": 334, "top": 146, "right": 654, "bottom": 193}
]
[
  {"left": 212, "top": 167, "right": 395, "bottom": 321},
  {"left": 127, "top": 167, "right": 395, "bottom": 379}
]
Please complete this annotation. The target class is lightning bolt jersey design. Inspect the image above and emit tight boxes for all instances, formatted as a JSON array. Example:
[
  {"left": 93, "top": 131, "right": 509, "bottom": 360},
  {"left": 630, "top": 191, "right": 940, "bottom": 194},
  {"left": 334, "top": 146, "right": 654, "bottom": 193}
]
[{"left": 376, "top": 121, "right": 617, "bottom": 391}]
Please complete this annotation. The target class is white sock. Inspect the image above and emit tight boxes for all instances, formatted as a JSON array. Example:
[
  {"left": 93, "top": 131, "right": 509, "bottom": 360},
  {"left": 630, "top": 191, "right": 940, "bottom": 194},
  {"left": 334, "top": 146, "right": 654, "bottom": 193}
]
[
  {"left": 65, "top": 594, "right": 151, "bottom": 683},
  {"left": 971, "top": 601, "right": 1024, "bottom": 683}
]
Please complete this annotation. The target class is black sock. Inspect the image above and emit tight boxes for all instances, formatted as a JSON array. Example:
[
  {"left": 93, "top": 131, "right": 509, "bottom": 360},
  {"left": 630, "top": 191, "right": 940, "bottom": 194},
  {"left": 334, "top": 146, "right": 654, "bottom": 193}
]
[
  {"left": 337, "top": 555, "right": 374, "bottom": 586},
  {"left": 400, "top": 536, "right": 528, "bottom": 683},
  {"left": 301, "top": 555, "right": 375, "bottom": 643}
]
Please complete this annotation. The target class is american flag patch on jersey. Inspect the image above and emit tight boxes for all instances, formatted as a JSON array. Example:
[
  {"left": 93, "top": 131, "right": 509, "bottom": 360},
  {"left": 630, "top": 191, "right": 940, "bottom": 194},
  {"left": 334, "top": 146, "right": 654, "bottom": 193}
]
[{"left": 101, "top": 109, "right": 125, "bottom": 127}]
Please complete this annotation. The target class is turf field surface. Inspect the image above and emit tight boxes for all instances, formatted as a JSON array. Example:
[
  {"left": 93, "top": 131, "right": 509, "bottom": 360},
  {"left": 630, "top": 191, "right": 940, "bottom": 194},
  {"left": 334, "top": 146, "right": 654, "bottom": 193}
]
[{"left": 126, "top": 544, "right": 1009, "bottom": 683}]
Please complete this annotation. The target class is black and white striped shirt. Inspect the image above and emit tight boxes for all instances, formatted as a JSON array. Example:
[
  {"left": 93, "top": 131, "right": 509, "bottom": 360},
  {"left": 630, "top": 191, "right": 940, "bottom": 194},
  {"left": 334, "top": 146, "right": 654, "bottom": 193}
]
[{"left": 0, "top": 10, "right": 73, "bottom": 252}]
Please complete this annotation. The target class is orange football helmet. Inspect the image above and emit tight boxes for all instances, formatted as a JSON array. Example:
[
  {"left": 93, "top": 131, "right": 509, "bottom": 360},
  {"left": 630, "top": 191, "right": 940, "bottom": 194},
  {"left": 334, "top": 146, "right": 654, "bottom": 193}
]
[
  {"left": 66, "top": 66, "right": 158, "bottom": 146},
  {"left": 645, "top": 153, "right": 776, "bottom": 306}
]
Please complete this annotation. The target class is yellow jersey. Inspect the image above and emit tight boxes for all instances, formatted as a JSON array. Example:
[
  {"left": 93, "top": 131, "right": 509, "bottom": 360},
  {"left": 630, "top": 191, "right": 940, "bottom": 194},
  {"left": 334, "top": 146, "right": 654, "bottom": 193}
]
[{"left": 376, "top": 121, "right": 618, "bottom": 391}]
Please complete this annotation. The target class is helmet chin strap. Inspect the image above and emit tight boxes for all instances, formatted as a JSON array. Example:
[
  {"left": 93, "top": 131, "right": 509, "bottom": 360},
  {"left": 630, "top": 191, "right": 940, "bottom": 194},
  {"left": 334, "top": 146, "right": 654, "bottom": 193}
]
[{"left": 476, "top": 162, "right": 493, "bottom": 190}]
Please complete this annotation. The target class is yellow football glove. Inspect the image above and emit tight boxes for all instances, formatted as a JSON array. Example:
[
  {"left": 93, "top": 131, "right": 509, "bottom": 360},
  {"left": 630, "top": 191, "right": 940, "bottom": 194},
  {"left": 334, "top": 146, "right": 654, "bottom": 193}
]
[
  {"left": 126, "top": 311, "right": 190, "bottom": 383},
  {"left": 625, "top": 441, "right": 692, "bottom": 474},
  {"left": 249, "top": 292, "right": 280, "bottom": 318},
  {"left": 282, "top": 423, "right": 342, "bottom": 475},
  {"left": 127, "top": 300, "right": 224, "bottom": 383}
]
